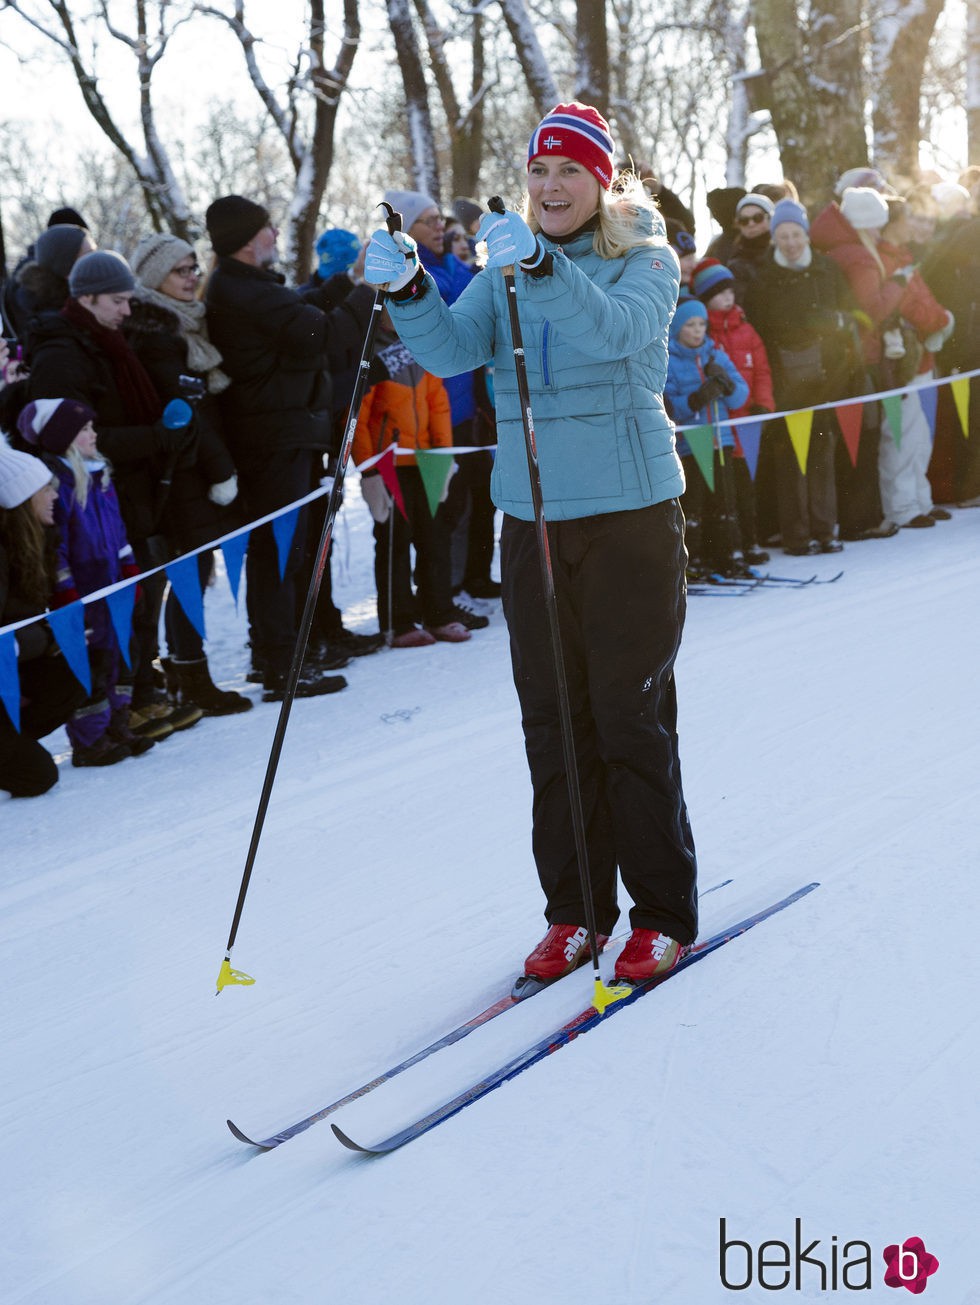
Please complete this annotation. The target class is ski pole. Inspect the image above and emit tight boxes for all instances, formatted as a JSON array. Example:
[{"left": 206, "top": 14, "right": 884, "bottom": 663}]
[
  {"left": 216, "top": 202, "right": 403, "bottom": 994},
  {"left": 487, "top": 196, "right": 630, "bottom": 1014}
]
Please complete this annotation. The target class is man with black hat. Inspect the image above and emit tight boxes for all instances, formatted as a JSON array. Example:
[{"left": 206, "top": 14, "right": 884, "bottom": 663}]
[{"left": 204, "top": 195, "right": 375, "bottom": 700}]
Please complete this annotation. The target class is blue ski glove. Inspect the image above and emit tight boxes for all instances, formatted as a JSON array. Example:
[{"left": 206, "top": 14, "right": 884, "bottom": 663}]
[
  {"left": 363, "top": 228, "right": 420, "bottom": 291},
  {"left": 475, "top": 207, "right": 542, "bottom": 270}
]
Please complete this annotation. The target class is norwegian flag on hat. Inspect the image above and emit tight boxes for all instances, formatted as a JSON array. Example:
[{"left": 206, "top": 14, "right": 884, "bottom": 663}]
[{"left": 527, "top": 102, "right": 616, "bottom": 189}]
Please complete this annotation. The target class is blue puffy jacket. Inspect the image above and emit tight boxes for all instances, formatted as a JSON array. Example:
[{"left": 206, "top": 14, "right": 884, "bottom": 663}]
[
  {"left": 388, "top": 217, "right": 684, "bottom": 522},
  {"left": 664, "top": 335, "right": 749, "bottom": 456}
]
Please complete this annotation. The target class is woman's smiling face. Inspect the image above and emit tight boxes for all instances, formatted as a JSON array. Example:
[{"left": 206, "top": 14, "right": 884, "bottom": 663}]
[{"left": 527, "top": 156, "right": 601, "bottom": 238}]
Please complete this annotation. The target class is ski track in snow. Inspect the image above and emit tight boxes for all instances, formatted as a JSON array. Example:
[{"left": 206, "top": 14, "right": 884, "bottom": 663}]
[{"left": 4, "top": 497, "right": 979, "bottom": 1303}]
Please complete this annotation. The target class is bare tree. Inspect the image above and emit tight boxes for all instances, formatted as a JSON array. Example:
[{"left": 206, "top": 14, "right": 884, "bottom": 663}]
[
  {"left": 575, "top": 0, "right": 608, "bottom": 113},
  {"left": 870, "top": 0, "right": 946, "bottom": 183},
  {"left": 2, "top": 0, "right": 193, "bottom": 235},
  {"left": 196, "top": 0, "right": 361, "bottom": 279},
  {"left": 970, "top": 0, "right": 980, "bottom": 164}
]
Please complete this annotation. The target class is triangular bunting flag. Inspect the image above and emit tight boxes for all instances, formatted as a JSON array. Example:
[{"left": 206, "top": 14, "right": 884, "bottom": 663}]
[
  {"left": 47, "top": 602, "right": 91, "bottom": 694},
  {"left": 221, "top": 533, "right": 248, "bottom": 607},
  {"left": 918, "top": 382, "right": 938, "bottom": 441},
  {"left": 272, "top": 508, "right": 300, "bottom": 580},
  {"left": 834, "top": 402, "right": 863, "bottom": 468},
  {"left": 375, "top": 445, "right": 407, "bottom": 520},
  {"left": 951, "top": 376, "right": 970, "bottom": 438},
  {"left": 415, "top": 449, "right": 455, "bottom": 517},
  {"left": 685, "top": 426, "right": 715, "bottom": 492},
  {"left": 785, "top": 409, "right": 814, "bottom": 475},
  {"left": 736, "top": 421, "right": 763, "bottom": 480},
  {"left": 0, "top": 630, "right": 20, "bottom": 732},
  {"left": 105, "top": 585, "right": 136, "bottom": 669},
  {"left": 166, "top": 556, "right": 206, "bottom": 639},
  {"left": 881, "top": 394, "right": 904, "bottom": 448}
]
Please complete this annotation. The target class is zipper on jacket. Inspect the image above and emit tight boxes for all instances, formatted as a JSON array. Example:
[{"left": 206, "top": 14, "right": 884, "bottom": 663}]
[{"left": 541, "top": 320, "right": 552, "bottom": 387}]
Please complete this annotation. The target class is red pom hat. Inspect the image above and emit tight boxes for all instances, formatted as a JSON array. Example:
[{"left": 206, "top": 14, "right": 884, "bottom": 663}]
[{"left": 527, "top": 103, "right": 616, "bottom": 190}]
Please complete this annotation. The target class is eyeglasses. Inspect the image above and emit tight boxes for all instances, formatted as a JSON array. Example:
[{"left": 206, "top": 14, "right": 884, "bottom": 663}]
[
  {"left": 414, "top": 214, "right": 445, "bottom": 229},
  {"left": 737, "top": 212, "right": 768, "bottom": 228},
  {"left": 171, "top": 263, "right": 201, "bottom": 278}
]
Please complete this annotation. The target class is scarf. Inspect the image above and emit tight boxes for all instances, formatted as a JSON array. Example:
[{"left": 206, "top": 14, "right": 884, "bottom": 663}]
[
  {"left": 132, "top": 286, "right": 231, "bottom": 394},
  {"left": 61, "top": 299, "right": 162, "bottom": 424}
]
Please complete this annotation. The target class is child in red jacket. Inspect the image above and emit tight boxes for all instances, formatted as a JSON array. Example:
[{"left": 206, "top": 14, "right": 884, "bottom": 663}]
[{"left": 692, "top": 259, "right": 774, "bottom": 563}]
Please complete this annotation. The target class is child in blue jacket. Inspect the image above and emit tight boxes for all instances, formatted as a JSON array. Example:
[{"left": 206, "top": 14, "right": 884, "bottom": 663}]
[{"left": 665, "top": 299, "right": 750, "bottom": 577}]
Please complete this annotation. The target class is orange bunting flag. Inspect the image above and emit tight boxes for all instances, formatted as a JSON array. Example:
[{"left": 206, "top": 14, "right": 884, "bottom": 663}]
[
  {"left": 685, "top": 425, "right": 715, "bottom": 492},
  {"left": 785, "top": 409, "right": 814, "bottom": 475},
  {"left": 951, "top": 377, "right": 970, "bottom": 438},
  {"left": 881, "top": 394, "right": 904, "bottom": 449},
  {"left": 376, "top": 445, "right": 408, "bottom": 519},
  {"left": 834, "top": 402, "right": 863, "bottom": 468}
]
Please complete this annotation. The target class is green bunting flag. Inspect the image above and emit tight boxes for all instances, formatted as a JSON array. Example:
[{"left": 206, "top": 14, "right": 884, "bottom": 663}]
[
  {"left": 415, "top": 449, "right": 456, "bottom": 516},
  {"left": 685, "top": 425, "right": 715, "bottom": 491},
  {"left": 881, "top": 394, "right": 904, "bottom": 448}
]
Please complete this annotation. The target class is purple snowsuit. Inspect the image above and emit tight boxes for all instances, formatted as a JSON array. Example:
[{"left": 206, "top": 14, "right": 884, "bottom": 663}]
[{"left": 51, "top": 458, "right": 137, "bottom": 749}]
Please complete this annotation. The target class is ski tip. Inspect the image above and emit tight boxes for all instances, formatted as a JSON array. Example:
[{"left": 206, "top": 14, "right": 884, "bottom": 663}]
[
  {"left": 331, "top": 1122, "right": 380, "bottom": 1155},
  {"left": 226, "top": 1119, "right": 271, "bottom": 1149}
]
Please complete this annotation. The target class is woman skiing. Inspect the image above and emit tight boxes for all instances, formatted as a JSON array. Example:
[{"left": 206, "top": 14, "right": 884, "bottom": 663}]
[{"left": 364, "top": 103, "right": 698, "bottom": 986}]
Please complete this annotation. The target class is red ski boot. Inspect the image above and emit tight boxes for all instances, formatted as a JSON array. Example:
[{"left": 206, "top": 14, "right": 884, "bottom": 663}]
[
  {"left": 614, "top": 929, "right": 682, "bottom": 983},
  {"left": 522, "top": 924, "right": 608, "bottom": 982}
]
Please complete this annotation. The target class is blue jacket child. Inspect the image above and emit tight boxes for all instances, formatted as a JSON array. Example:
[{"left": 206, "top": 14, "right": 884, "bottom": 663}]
[{"left": 665, "top": 298, "right": 749, "bottom": 456}]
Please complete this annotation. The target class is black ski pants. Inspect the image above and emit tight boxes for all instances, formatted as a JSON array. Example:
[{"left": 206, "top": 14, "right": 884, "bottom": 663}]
[{"left": 501, "top": 500, "right": 698, "bottom": 943}]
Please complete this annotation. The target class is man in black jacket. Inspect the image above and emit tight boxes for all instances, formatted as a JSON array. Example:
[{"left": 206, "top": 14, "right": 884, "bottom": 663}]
[{"left": 204, "top": 195, "right": 375, "bottom": 700}]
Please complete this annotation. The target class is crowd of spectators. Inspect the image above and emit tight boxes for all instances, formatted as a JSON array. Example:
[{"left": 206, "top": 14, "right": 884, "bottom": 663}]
[{"left": 1, "top": 158, "right": 977, "bottom": 798}]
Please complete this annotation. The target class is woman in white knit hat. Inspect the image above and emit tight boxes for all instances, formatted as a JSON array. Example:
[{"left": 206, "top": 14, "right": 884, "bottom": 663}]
[{"left": 0, "top": 438, "right": 86, "bottom": 795}]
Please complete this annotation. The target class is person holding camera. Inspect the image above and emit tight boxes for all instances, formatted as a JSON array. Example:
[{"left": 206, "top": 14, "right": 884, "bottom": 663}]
[
  {"left": 25, "top": 250, "right": 203, "bottom": 739},
  {"left": 665, "top": 298, "right": 749, "bottom": 577},
  {"left": 126, "top": 234, "right": 250, "bottom": 716}
]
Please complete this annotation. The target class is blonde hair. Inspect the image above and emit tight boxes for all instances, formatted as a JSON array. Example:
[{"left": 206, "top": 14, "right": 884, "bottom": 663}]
[
  {"left": 522, "top": 171, "right": 667, "bottom": 260},
  {"left": 62, "top": 443, "right": 112, "bottom": 511},
  {"left": 856, "top": 228, "right": 886, "bottom": 278}
]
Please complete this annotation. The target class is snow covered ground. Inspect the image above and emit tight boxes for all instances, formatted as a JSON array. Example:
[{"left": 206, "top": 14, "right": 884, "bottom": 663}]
[{"left": 4, "top": 491, "right": 978, "bottom": 1304}]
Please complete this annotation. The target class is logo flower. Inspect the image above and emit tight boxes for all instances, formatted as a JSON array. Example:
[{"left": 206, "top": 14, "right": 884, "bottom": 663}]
[{"left": 883, "top": 1237, "right": 939, "bottom": 1293}]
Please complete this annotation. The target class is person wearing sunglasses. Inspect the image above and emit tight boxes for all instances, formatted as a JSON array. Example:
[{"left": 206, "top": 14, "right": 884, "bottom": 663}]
[{"left": 728, "top": 193, "right": 776, "bottom": 300}]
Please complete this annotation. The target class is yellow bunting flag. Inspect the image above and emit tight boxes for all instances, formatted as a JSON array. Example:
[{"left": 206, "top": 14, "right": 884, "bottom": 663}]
[
  {"left": 685, "top": 425, "right": 715, "bottom": 491},
  {"left": 881, "top": 394, "right": 904, "bottom": 449},
  {"left": 785, "top": 409, "right": 814, "bottom": 475},
  {"left": 835, "top": 403, "right": 863, "bottom": 468},
  {"left": 951, "top": 377, "right": 970, "bottom": 438}
]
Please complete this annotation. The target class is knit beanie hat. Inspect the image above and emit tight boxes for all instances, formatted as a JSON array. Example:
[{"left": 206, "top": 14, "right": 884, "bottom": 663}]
[
  {"left": 35, "top": 225, "right": 89, "bottom": 280},
  {"left": 840, "top": 186, "right": 890, "bottom": 231},
  {"left": 691, "top": 259, "right": 735, "bottom": 301},
  {"left": 69, "top": 250, "right": 136, "bottom": 298},
  {"left": 453, "top": 197, "right": 483, "bottom": 230},
  {"left": 527, "top": 102, "right": 616, "bottom": 190},
  {"left": 382, "top": 190, "right": 439, "bottom": 234},
  {"left": 48, "top": 207, "right": 88, "bottom": 230},
  {"left": 131, "top": 233, "right": 195, "bottom": 290},
  {"left": 0, "top": 437, "right": 51, "bottom": 510},
  {"left": 670, "top": 298, "right": 708, "bottom": 338},
  {"left": 930, "top": 181, "right": 971, "bottom": 221},
  {"left": 834, "top": 167, "right": 891, "bottom": 197},
  {"left": 707, "top": 186, "right": 746, "bottom": 229},
  {"left": 205, "top": 195, "right": 271, "bottom": 257},
  {"left": 17, "top": 398, "right": 97, "bottom": 456},
  {"left": 735, "top": 193, "right": 775, "bottom": 219},
  {"left": 314, "top": 228, "right": 361, "bottom": 279},
  {"left": 771, "top": 198, "right": 810, "bottom": 233}
]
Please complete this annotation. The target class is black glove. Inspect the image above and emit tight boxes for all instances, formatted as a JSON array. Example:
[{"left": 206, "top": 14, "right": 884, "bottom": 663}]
[
  {"left": 704, "top": 360, "right": 737, "bottom": 397},
  {"left": 687, "top": 377, "right": 726, "bottom": 412}
]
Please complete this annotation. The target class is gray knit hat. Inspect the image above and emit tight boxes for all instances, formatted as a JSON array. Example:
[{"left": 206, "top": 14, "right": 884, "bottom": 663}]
[
  {"left": 131, "top": 233, "right": 195, "bottom": 291},
  {"left": 382, "top": 190, "right": 439, "bottom": 234},
  {"left": 69, "top": 250, "right": 136, "bottom": 298},
  {"left": 35, "top": 225, "right": 89, "bottom": 280}
]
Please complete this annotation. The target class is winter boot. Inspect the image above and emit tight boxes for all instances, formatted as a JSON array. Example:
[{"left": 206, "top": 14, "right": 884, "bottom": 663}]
[
  {"left": 614, "top": 929, "right": 682, "bottom": 983},
  {"left": 71, "top": 734, "right": 132, "bottom": 768},
  {"left": 424, "top": 620, "right": 471, "bottom": 643},
  {"left": 261, "top": 668, "right": 347, "bottom": 703},
  {"left": 522, "top": 924, "right": 609, "bottom": 982},
  {"left": 107, "top": 710, "right": 156, "bottom": 756},
  {"left": 173, "top": 657, "right": 253, "bottom": 716}
]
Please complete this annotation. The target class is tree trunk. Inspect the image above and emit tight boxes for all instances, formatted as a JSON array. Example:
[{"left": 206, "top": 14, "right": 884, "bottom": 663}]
[
  {"left": 497, "top": 0, "right": 560, "bottom": 114},
  {"left": 871, "top": 0, "right": 946, "bottom": 183},
  {"left": 387, "top": 0, "right": 441, "bottom": 199},
  {"left": 575, "top": 0, "right": 609, "bottom": 115},
  {"left": 970, "top": 0, "right": 980, "bottom": 165}
]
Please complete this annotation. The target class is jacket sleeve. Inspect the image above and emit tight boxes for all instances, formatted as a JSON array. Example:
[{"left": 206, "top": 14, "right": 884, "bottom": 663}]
[
  {"left": 427, "top": 375, "right": 453, "bottom": 448},
  {"left": 833, "top": 248, "right": 905, "bottom": 327},
  {"left": 386, "top": 269, "right": 498, "bottom": 377}
]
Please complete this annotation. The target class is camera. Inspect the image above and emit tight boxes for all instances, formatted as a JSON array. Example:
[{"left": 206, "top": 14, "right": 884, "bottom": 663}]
[
  {"left": 704, "top": 360, "right": 737, "bottom": 397},
  {"left": 177, "top": 374, "right": 207, "bottom": 403}
]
